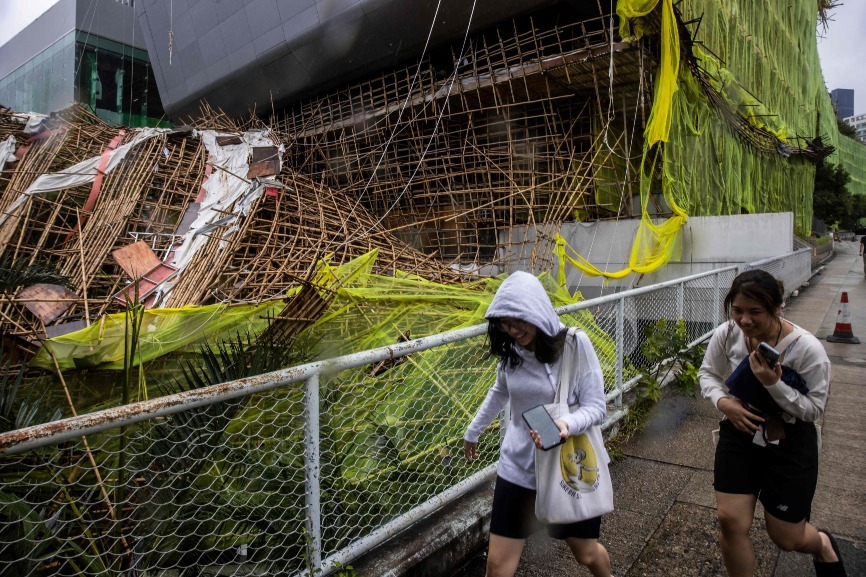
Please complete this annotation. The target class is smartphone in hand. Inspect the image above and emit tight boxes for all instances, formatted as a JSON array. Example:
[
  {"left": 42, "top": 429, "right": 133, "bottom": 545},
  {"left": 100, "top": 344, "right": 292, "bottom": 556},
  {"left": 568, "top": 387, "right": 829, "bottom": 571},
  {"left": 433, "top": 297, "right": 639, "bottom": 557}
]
[
  {"left": 757, "top": 341, "right": 780, "bottom": 366},
  {"left": 522, "top": 405, "right": 565, "bottom": 450}
]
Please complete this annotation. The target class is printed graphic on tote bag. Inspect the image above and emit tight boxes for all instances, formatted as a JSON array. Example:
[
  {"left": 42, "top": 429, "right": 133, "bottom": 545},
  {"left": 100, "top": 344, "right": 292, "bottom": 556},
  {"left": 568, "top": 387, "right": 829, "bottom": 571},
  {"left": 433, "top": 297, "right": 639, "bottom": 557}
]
[{"left": 559, "top": 433, "right": 600, "bottom": 492}]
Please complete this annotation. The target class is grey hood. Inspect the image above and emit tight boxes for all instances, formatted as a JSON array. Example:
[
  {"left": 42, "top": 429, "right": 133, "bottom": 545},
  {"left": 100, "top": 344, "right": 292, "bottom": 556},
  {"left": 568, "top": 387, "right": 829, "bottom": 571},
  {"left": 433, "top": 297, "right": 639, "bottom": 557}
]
[{"left": 485, "top": 271, "right": 562, "bottom": 337}]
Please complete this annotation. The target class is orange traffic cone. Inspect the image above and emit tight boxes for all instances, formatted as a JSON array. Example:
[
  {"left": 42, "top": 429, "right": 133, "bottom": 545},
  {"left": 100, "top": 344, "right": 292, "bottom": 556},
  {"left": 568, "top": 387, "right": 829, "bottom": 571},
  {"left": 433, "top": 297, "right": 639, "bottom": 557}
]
[{"left": 826, "top": 291, "right": 861, "bottom": 344}]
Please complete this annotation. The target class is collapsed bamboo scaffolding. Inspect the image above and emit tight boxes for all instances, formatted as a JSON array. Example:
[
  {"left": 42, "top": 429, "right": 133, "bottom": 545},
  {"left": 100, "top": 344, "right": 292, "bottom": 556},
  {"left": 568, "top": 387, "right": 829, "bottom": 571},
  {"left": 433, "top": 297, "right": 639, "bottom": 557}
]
[
  {"left": 275, "top": 10, "right": 649, "bottom": 271},
  {"left": 0, "top": 5, "right": 653, "bottom": 359}
]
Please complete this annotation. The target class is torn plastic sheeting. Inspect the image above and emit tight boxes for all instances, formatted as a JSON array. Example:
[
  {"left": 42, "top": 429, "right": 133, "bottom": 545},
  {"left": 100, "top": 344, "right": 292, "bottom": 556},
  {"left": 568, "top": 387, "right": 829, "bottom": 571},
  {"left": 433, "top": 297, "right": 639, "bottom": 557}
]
[
  {"left": 156, "top": 129, "right": 280, "bottom": 301},
  {"left": 9, "top": 111, "right": 47, "bottom": 135},
  {"left": 0, "top": 128, "right": 169, "bottom": 229},
  {"left": 0, "top": 136, "right": 16, "bottom": 173}
]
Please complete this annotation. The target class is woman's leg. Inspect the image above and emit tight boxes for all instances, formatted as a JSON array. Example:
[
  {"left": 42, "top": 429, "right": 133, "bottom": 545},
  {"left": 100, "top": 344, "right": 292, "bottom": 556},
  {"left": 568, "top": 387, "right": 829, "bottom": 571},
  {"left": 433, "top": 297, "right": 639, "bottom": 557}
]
[
  {"left": 564, "top": 537, "right": 612, "bottom": 577},
  {"left": 485, "top": 534, "right": 526, "bottom": 577},
  {"left": 716, "top": 491, "right": 758, "bottom": 577},
  {"left": 764, "top": 514, "right": 839, "bottom": 562}
]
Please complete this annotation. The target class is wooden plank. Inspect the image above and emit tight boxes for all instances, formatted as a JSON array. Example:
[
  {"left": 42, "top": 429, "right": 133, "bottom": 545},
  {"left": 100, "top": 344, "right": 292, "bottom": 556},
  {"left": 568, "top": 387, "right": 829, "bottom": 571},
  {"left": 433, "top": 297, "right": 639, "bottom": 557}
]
[
  {"left": 111, "top": 241, "right": 161, "bottom": 279},
  {"left": 216, "top": 135, "right": 243, "bottom": 146},
  {"left": 112, "top": 263, "right": 177, "bottom": 307},
  {"left": 16, "top": 283, "right": 78, "bottom": 323},
  {"left": 247, "top": 146, "right": 280, "bottom": 178}
]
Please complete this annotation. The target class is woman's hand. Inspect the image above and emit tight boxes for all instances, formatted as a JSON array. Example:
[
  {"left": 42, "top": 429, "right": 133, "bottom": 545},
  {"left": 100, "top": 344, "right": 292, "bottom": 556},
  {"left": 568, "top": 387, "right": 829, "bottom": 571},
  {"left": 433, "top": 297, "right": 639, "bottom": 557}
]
[
  {"left": 463, "top": 439, "right": 478, "bottom": 462},
  {"left": 528, "top": 419, "right": 569, "bottom": 449},
  {"left": 717, "top": 397, "right": 764, "bottom": 433},
  {"left": 748, "top": 349, "right": 782, "bottom": 387}
]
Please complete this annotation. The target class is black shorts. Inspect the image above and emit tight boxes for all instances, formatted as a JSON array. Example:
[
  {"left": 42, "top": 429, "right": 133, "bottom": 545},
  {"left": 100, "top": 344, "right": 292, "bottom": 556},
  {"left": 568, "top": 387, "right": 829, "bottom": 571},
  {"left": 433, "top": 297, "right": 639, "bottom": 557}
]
[
  {"left": 489, "top": 475, "right": 602, "bottom": 540},
  {"left": 714, "top": 418, "right": 819, "bottom": 523}
]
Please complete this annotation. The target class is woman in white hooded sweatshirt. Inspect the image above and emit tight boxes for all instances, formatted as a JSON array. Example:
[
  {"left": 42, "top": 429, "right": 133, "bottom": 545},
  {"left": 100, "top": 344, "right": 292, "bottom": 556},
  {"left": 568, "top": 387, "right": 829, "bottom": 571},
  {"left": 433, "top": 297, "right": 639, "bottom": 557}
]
[{"left": 463, "top": 271, "right": 613, "bottom": 577}]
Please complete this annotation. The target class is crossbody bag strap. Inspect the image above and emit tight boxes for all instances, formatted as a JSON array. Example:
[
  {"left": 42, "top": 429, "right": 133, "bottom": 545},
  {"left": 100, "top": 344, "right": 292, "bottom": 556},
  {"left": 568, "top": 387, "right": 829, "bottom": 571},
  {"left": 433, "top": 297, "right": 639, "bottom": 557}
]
[
  {"left": 776, "top": 325, "right": 806, "bottom": 365},
  {"left": 554, "top": 327, "right": 581, "bottom": 405}
]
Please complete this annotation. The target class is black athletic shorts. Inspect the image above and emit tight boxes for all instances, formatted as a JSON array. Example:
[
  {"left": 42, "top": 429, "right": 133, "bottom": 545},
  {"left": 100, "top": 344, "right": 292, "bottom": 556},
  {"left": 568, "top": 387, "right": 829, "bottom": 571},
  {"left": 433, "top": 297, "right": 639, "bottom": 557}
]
[
  {"left": 489, "top": 475, "right": 602, "bottom": 540},
  {"left": 714, "top": 418, "right": 819, "bottom": 523}
]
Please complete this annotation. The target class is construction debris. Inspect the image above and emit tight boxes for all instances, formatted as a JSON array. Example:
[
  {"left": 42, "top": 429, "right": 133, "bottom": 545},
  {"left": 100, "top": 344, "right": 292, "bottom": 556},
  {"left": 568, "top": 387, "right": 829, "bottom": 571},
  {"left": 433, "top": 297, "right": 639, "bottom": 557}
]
[{"left": 1, "top": 10, "right": 648, "bottom": 364}]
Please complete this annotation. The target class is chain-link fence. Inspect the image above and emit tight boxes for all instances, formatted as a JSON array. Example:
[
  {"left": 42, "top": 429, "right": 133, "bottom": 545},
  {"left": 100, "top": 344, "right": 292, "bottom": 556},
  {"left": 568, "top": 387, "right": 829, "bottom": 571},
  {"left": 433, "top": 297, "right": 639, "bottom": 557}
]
[{"left": 0, "top": 250, "right": 811, "bottom": 577}]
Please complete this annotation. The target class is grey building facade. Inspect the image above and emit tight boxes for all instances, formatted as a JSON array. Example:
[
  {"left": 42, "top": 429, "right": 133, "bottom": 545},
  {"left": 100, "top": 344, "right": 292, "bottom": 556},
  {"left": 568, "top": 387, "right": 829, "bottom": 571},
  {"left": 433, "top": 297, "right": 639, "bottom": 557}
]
[
  {"left": 831, "top": 88, "right": 854, "bottom": 120},
  {"left": 844, "top": 113, "right": 866, "bottom": 144},
  {"left": 134, "top": 0, "right": 590, "bottom": 119},
  {"left": 0, "top": 0, "right": 166, "bottom": 126}
]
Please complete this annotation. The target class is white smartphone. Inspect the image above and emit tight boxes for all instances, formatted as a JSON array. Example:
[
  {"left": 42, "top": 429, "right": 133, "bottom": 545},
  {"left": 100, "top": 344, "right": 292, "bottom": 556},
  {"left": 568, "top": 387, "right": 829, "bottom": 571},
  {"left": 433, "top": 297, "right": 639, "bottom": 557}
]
[{"left": 522, "top": 405, "right": 565, "bottom": 451}]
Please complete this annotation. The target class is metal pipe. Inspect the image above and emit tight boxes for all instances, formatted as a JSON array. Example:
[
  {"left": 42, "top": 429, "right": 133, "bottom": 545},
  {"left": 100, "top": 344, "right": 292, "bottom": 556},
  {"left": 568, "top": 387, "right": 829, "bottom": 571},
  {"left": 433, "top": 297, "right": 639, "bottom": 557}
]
[
  {"left": 614, "top": 299, "right": 624, "bottom": 407},
  {"left": 303, "top": 374, "right": 322, "bottom": 571},
  {"left": 553, "top": 263, "right": 741, "bottom": 314},
  {"left": 2, "top": 252, "right": 804, "bottom": 455}
]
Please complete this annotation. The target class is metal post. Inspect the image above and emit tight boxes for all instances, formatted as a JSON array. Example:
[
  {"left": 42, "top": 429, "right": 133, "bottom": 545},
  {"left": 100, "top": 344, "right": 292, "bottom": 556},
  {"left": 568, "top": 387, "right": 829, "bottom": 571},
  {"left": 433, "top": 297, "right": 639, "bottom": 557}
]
[
  {"left": 676, "top": 282, "right": 684, "bottom": 321},
  {"left": 615, "top": 299, "right": 624, "bottom": 407},
  {"left": 713, "top": 272, "right": 721, "bottom": 327},
  {"left": 304, "top": 374, "right": 322, "bottom": 572}
]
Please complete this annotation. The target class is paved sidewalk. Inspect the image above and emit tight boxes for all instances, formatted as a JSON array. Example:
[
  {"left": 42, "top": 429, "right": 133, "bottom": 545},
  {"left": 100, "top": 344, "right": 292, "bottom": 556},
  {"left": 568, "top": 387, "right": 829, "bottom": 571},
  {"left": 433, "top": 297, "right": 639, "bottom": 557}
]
[{"left": 459, "top": 240, "right": 866, "bottom": 577}]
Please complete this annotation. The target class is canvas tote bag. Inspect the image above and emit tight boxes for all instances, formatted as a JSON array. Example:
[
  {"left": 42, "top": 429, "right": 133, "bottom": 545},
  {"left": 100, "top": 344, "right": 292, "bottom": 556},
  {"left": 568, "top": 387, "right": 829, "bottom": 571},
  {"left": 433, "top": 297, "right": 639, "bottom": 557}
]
[{"left": 535, "top": 327, "right": 614, "bottom": 524}]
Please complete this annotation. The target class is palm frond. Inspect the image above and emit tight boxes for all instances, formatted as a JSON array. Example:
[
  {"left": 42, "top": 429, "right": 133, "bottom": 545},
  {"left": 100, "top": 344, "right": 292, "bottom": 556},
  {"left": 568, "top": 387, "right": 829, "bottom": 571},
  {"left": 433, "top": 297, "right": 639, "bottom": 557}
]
[{"left": 0, "top": 256, "right": 72, "bottom": 294}]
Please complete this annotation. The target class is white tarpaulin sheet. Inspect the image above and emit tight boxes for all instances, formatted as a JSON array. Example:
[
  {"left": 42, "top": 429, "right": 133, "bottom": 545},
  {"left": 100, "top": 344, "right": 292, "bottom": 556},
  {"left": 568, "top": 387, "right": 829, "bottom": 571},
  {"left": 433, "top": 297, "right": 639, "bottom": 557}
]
[
  {"left": 154, "top": 129, "right": 282, "bottom": 305},
  {"left": 0, "top": 136, "right": 16, "bottom": 173},
  {"left": 0, "top": 128, "right": 169, "bottom": 229}
]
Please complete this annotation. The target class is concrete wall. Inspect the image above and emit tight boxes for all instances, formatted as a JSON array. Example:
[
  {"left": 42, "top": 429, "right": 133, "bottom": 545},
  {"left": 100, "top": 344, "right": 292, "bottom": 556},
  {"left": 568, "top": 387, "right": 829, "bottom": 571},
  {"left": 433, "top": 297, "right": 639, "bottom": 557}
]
[{"left": 499, "top": 212, "right": 794, "bottom": 300}]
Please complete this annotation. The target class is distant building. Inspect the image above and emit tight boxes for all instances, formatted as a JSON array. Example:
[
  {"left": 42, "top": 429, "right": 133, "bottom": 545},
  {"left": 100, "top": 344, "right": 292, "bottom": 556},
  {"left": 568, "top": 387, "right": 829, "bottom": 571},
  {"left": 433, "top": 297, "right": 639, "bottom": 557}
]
[
  {"left": 0, "top": 0, "right": 166, "bottom": 127},
  {"left": 844, "top": 113, "right": 866, "bottom": 144},
  {"left": 831, "top": 88, "right": 855, "bottom": 120}
]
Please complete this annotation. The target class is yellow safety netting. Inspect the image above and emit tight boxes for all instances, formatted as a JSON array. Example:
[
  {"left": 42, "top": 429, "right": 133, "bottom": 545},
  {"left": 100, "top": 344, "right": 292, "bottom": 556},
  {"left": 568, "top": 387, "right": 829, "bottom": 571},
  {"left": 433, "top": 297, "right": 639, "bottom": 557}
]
[
  {"left": 649, "top": 0, "right": 866, "bottom": 235},
  {"left": 556, "top": 0, "right": 688, "bottom": 281},
  {"left": 580, "top": 0, "right": 866, "bottom": 280},
  {"left": 33, "top": 250, "right": 626, "bottom": 383},
  {"left": 617, "top": 0, "right": 680, "bottom": 147},
  {"left": 301, "top": 250, "right": 620, "bottom": 374},
  {"left": 566, "top": 0, "right": 866, "bottom": 281},
  {"left": 32, "top": 299, "right": 290, "bottom": 370},
  {"left": 292, "top": 251, "right": 630, "bottom": 484}
]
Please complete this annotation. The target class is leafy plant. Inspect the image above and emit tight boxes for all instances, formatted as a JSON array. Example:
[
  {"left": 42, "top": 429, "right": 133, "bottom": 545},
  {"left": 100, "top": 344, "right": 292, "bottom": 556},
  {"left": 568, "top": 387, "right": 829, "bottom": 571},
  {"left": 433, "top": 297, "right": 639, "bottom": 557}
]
[
  {"left": 0, "top": 256, "right": 72, "bottom": 293},
  {"left": 0, "top": 353, "right": 61, "bottom": 433},
  {"left": 131, "top": 326, "right": 314, "bottom": 574},
  {"left": 638, "top": 318, "right": 705, "bottom": 397},
  {"left": 608, "top": 318, "right": 707, "bottom": 453}
]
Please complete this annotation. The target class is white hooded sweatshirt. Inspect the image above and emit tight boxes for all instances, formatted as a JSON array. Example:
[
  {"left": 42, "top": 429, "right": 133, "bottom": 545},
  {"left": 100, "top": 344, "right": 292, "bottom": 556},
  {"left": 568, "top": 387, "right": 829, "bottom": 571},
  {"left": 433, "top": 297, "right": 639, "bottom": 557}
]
[{"left": 464, "top": 271, "right": 608, "bottom": 490}]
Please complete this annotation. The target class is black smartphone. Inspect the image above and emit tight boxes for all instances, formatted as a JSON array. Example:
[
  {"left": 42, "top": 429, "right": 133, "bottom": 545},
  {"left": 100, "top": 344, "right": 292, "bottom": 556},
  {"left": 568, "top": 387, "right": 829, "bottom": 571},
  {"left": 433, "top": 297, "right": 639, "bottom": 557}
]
[
  {"left": 757, "top": 341, "right": 780, "bottom": 366},
  {"left": 521, "top": 405, "right": 565, "bottom": 451}
]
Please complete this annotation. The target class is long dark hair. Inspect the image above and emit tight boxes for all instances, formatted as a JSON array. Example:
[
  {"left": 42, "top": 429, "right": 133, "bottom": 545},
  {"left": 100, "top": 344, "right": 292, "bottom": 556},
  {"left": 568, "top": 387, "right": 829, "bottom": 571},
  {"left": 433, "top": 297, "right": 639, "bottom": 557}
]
[
  {"left": 487, "top": 318, "right": 567, "bottom": 369},
  {"left": 724, "top": 269, "right": 785, "bottom": 320}
]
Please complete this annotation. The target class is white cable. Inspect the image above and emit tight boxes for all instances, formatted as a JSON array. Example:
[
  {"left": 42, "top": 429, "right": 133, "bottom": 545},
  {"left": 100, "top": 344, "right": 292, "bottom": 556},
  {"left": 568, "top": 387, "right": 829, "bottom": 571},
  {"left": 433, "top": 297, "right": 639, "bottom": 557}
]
[
  {"left": 328, "top": 0, "right": 446, "bottom": 241},
  {"left": 344, "top": 0, "right": 479, "bottom": 245}
]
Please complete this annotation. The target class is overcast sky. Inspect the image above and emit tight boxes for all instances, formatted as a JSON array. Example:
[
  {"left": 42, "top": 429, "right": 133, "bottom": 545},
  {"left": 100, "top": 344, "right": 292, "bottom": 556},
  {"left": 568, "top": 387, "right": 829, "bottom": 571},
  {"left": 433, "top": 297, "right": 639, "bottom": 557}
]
[
  {"left": 1, "top": 0, "right": 865, "bottom": 114},
  {"left": 0, "top": 0, "right": 60, "bottom": 46},
  {"left": 817, "top": 2, "right": 866, "bottom": 115}
]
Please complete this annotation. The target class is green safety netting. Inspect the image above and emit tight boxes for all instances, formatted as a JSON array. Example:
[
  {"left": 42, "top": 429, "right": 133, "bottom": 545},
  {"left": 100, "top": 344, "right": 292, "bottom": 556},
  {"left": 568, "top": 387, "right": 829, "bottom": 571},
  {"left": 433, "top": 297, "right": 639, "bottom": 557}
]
[
  {"left": 32, "top": 250, "right": 626, "bottom": 380},
  {"left": 295, "top": 250, "right": 627, "bottom": 483},
  {"left": 565, "top": 0, "right": 866, "bottom": 280},
  {"left": 611, "top": 0, "right": 866, "bottom": 246},
  {"left": 32, "top": 300, "right": 289, "bottom": 371},
  {"left": 837, "top": 135, "right": 866, "bottom": 201},
  {"left": 30, "top": 249, "right": 631, "bottom": 485}
]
